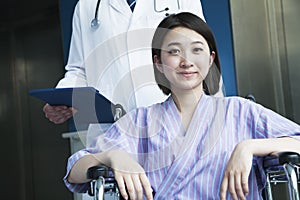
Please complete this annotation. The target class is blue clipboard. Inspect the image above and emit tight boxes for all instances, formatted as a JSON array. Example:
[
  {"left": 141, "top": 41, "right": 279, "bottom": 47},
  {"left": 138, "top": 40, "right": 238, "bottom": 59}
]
[{"left": 29, "top": 87, "right": 115, "bottom": 123}]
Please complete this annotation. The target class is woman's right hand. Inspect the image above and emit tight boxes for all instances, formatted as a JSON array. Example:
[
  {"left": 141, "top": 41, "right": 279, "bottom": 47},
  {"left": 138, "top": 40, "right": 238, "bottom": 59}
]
[
  {"left": 107, "top": 150, "right": 153, "bottom": 200},
  {"left": 43, "top": 103, "right": 75, "bottom": 124}
]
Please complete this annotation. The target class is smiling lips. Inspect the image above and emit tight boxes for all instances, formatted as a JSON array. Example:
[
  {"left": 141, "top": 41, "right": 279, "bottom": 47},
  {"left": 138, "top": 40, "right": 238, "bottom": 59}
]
[{"left": 177, "top": 71, "right": 198, "bottom": 78}]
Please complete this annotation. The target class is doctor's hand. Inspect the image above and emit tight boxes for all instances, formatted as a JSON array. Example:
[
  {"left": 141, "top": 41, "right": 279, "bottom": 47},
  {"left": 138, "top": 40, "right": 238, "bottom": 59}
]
[
  {"left": 108, "top": 150, "right": 153, "bottom": 200},
  {"left": 43, "top": 103, "right": 76, "bottom": 124},
  {"left": 220, "top": 140, "right": 253, "bottom": 200}
]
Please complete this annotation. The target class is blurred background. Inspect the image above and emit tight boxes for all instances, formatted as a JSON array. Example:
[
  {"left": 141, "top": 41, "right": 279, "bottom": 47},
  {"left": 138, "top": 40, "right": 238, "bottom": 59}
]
[
  {"left": 0, "top": 0, "right": 72, "bottom": 199},
  {"left": 0, "top": 0, "right": 299, "bottom": 199}
]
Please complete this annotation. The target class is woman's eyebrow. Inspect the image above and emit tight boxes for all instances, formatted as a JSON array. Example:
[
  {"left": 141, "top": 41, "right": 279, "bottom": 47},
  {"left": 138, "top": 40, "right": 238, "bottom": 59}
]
[
  {"left": 167, "top": 42, "right": 181, "bottom": 47},
  {"left": 192, "top": 41, "right": 204, "bottom": 45},
  {"left": 167, "top": 40, "right": 204, "bottom": 47}
]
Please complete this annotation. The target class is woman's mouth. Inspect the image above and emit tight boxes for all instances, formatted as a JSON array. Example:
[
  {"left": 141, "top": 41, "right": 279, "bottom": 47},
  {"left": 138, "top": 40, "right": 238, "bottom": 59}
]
[{"left": 178, "top": 71, "right": 197, "bottom": 78}]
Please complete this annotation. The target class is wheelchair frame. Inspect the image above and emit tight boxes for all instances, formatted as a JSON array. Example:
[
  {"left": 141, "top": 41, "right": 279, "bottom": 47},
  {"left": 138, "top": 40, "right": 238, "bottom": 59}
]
[
  {"left": 87, "top": 166, "right": 124, "bottom": 200},
  {"left": 264, "top": 152, "right": 300, "bottom": 200}
]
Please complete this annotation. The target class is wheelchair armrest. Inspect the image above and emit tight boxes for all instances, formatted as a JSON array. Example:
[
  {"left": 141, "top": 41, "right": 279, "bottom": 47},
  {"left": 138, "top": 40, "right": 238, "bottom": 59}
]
[
  {"left": 87, "top": 166, "right": 109, "bottom": 180},
  {"left": 263, "top": 152, "right": 300, "bottom": 199},
  {"left": 277, "top": 151, "right": 300, "bottom": 165},
  {"left": 87, "top": 166, "right": 125, "bottom": 199},
  {"left": 264, "top": 151, "right": 300, "bottom": 168}
]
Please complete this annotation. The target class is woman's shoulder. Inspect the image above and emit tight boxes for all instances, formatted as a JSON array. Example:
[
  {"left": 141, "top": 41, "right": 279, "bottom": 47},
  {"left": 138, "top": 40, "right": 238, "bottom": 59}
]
[
  {"left": 206, "top": 94, "right": 263, "bottom": 112},
  {"left": 130, "top": 97, "right": 172, "bottom": 118},
  {"left": 211, "top": 94, "right": 256, "bottom": 103}
]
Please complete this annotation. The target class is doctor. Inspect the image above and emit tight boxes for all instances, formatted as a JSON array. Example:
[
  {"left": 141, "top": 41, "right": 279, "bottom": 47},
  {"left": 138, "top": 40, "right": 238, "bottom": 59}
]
[{"left": 43, "top": 0, "right": 210, "bottom": 125}]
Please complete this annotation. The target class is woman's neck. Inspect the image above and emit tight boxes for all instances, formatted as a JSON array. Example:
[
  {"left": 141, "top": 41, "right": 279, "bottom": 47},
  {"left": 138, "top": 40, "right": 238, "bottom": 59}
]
[
  {"left": 171, "top": 89, "right": 203, "bottom": 131},
  {"left": 172, "top": 89, "right": 203, "bottom": 112}
]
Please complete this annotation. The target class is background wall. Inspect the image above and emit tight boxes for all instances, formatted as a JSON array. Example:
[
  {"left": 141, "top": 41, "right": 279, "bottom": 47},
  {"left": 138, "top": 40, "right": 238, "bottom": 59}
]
[
  {"left": 230, "top": 1, "right": 300, "bottom": 196},
  {"left": 230, "top": 0, "right": 300, "bottom": 123},
  {"left": 59, "top": 0, "right": 78, "bottom": 64},
  {"left": 0, "top": 1, "right": 71, "bottom": 199},
  {"left": 202, "top": 0, "right": 237, "bottom": 96}
]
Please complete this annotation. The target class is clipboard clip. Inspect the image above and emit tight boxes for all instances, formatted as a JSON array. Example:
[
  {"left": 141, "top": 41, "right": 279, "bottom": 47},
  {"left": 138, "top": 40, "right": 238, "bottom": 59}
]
[{"left": 112, "top": 104, "right": 126, "bottom": 121}]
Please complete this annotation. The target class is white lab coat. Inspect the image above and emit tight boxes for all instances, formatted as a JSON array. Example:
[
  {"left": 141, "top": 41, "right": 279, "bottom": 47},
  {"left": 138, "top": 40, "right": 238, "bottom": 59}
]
[{"left": 57, "top": 0, "right": 205, "bottom": 112}]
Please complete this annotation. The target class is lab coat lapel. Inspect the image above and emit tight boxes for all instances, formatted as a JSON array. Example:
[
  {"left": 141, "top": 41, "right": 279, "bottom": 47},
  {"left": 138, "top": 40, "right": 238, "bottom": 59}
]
[{"left": 109, "top": 0, "right": 131, "bottom": 15}]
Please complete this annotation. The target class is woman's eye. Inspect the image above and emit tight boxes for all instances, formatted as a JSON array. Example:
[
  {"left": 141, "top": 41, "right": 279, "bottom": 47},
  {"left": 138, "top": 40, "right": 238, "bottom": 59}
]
[
  {"left": 168, "top": 49, "right": 180, "bottom": 55},
  {"left": 193, "top": 47, "right": 203, "bottom": 53}
]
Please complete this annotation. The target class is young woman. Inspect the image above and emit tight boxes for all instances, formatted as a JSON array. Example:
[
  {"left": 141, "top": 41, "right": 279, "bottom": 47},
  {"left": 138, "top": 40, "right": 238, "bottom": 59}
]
[{"left": 64, "top": 12, "right": 300, "bottom": 200}]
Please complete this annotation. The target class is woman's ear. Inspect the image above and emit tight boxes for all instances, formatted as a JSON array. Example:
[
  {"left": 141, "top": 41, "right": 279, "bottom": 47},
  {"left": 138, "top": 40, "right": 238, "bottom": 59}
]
[
  {"left": 154, "top": 55, "right": 164, "bottom": 73},
  {"left": 209, "top": 51, "right": 216, "bottom": 67}
]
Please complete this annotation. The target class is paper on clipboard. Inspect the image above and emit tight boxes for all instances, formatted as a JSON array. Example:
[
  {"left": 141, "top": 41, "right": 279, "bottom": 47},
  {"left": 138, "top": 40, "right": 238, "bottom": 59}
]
[{"left": 28, "top": 87, "right": 115, "bottom": 123}]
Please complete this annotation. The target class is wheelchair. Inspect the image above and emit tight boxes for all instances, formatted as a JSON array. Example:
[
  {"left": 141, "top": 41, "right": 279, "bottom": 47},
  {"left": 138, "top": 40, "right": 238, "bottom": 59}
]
[
  {"left": 87, "top": 166, "right": 124, "bottom": 200},
  {"left": 263, "top": 151, "right": 300, "bottom": 200},
  {"left": 86, "top": 151, "right": 300, "bottom": 200}
]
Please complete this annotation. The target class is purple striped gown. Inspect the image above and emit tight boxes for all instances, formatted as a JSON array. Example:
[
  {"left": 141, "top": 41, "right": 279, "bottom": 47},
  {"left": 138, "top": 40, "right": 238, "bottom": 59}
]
[{"left": 64, "top": 93, "right": 300, "bottom": 199}]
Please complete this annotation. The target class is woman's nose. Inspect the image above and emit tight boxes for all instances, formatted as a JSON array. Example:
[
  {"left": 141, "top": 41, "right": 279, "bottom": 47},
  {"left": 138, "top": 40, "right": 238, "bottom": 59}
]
[{"left": 180, "top": 54, "right": 194, "bottom": 68}]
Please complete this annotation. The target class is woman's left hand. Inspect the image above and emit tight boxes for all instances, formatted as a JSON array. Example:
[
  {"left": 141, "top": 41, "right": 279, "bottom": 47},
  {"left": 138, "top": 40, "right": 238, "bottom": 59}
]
[{"left": 220, "top": 140, "right": 253, "bottom": 200}]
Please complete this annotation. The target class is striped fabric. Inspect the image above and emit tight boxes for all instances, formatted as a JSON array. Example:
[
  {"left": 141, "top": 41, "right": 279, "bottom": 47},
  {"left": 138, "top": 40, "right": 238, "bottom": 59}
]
[{"left": 64, "top": 93, "right": 300, "bottom": 199}]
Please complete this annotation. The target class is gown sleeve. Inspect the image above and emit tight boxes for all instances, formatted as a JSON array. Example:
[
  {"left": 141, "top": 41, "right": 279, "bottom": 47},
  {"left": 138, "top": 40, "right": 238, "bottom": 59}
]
[
  {"left": 63, "top": 108, "right": 148, "bottom": 193},
  {"left": 253, "top": 102, "right": 300, "bottom": 140},
  {"left": 249, "top": 100, "right": 300, "bottom": 190}
]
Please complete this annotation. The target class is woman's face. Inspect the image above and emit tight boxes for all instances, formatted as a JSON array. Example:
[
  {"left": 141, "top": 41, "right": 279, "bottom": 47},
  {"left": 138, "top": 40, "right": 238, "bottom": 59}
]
[{"left": 154, "top": 27, "right": 215, "bottom": 94}]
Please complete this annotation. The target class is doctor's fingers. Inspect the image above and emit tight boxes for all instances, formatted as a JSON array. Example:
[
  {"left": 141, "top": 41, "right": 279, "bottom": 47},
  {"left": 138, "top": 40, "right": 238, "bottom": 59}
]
[
  {"left": 43, "top": 106, "right": 73, "bottom": 124},
  {"left": 44, "top": 104, "right": 77, "bottom": 113},
  {"left": 43, "top": 104, "right": 74, "bottom": 116},
  {"left": 45, "top": 110, "right": 72, "bottom": 121},
  {"left": 43, "top": 104, "right": 66, "bottom": 112},
  {"left": 49, "top": 115, "right": 71, "bottom": 124}
]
